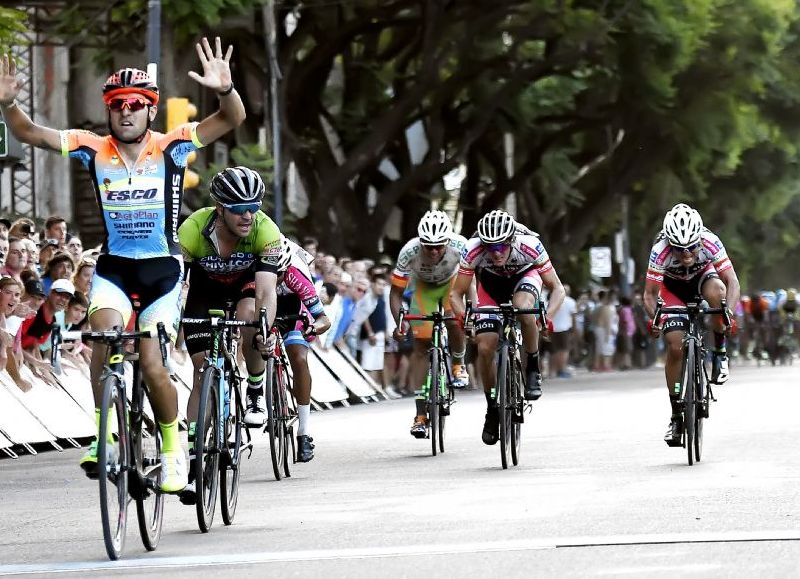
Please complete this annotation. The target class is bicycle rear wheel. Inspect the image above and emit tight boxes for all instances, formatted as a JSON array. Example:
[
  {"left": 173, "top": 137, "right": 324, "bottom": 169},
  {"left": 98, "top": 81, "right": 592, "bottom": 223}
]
[
  {"left": 133, "top": 403, "right": 163, "bottom": 550},
  {"left": 195, "top": 367, "right": 220, "bottom": 532},
  {"left": 682, "top": 344, "right": 696, "bottom": 466},
  {"left": 429, "top": 348, "right": 441, "bottom": 456},
  {"left": 497, "top": 345, "right": 511, "bottom": 469},
  {"left": 280, "top": 374, "right": 293, "bottom": 478},
  {"left": 693, "top": 348, "right": 706, "bottom": 463},
  {"left": 220, "top": 378, "right": 242, "bottom": 525},
  {"left": 510, "top": 357, "right": 524, "bottom": 466},
  {"left": 98, "top": 374, "right": 129, "bottom": 560},
  {"left": 265, "top": 358, "right": 286, "bottom": 480}
]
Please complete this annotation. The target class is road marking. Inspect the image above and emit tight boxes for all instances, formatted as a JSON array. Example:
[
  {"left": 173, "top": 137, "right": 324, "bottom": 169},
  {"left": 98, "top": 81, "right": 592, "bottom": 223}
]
[{"left": 1, "top": 530, "right": 800, "bottom": 575}]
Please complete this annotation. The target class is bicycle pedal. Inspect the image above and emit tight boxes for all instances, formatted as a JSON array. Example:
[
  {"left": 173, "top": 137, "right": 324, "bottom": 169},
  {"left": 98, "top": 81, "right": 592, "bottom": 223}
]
[
  {"left": 512, "top": 412, "right": 524, "bottom": 424},
  {"left": 665, "top": 438, "right": 683, "bottom": 448}
]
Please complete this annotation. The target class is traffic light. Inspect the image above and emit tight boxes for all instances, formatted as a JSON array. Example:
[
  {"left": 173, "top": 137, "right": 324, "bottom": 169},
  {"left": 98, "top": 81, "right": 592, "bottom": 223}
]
[{"left": 166, "top": 97, "right": 200, "bottom": 189}]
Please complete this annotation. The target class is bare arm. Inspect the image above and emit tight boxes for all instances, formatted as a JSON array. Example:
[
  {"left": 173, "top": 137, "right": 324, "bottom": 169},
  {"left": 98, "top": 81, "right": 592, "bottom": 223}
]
[
  {"left": 189, "top": 37, "right": 246, "bottom": 146},
  {"left": 389, "top": 284, "right": 405, "bottom": 323},
  {"left": 0, "top": 55, "right": 60, "bottom": 150},
  {"left": 643, "top": 279, "right": 661, "bottom": 318},
  {"left": 254, "top": 270, "right": 278, "bottom": 328},
  {"left": 719, "top": 268, "right": 740, "bottom": 312},
  {"left": 540, "top": 269, "right": 565, "bottom": 317},
  {"left": 449, "top": 272, "right": 473, "bottom": 317}
]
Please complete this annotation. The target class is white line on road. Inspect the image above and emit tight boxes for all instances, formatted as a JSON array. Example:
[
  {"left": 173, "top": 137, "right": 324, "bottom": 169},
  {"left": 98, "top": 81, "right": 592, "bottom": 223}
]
[{"left": 2, "top": 530, "right": 800, "bottom": 575}]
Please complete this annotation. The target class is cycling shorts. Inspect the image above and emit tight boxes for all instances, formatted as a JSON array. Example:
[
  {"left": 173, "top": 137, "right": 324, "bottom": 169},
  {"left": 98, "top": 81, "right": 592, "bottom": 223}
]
[
  {"left": 89, "top": 254, "right": 183, "bottom": 340},
  {"left": 474, "top": 268, "right": 542, "bottom": 335},
  {"left": 275, "top": 294, "right": 312, "bottom": 348},
  {"left": 182, "top": 269, "right": 256, "bottom": 356},
  {"left": 407, "top": 277, "right": 454, "bottom": 340},
  {"left": 659, "top": 265, "right": 719, "bottom": 334}
]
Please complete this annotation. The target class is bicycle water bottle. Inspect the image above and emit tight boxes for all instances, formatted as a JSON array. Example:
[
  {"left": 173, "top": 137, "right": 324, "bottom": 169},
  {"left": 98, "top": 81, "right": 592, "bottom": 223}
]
[{"left": 219, "top": 356, "right": 230, "bottom": 419}]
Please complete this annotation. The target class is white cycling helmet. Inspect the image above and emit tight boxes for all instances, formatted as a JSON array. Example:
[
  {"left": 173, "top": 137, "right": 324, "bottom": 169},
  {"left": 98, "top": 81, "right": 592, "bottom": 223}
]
[
  {"left": 662, "top": 203, "right": 703, "bottom": 248},
  {"left": 276, "top": 235, "right": 293, "bottom": 272},
  {"left": 417, "top": 210, "right": 452, "bottom": 245},
  {"left": 477, "top": 209, "right": 515, "bottom": 244}
]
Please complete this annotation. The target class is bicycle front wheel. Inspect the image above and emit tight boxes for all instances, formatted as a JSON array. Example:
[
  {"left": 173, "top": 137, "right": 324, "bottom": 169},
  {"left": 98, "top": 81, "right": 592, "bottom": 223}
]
[
  {"left": 133, "top": 406, "right": 164, "bottom": 551},
  {"left": 682, "top": 343, "right": 696, "bottom": 466},
  {"left": 497, "top": 345, "right": 511, "bottom": 469},
  {"left": 98, "top": 374, "right": 129, "bottom": 560},
  {"left": 510, "top": 356, "right": 524, "bottom": 466},
  {"left": 428, "top": 348, "right": 441, "bottom": 456},
  {"left": 195, "top": 367, "right": 221, "bottom": 532},
  {"left": 694, "top": 347, "right": 706, "bottom": 463},
  {"left": 221, "top": 378, "right": 243, "bottom": 526},
  {"left": 265, "top": 358, "right": 286, "bottom": 480}
]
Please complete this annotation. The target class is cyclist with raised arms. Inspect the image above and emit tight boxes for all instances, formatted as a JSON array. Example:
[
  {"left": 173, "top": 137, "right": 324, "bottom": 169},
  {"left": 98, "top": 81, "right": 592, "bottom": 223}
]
[
  {"left": 643, "top": 203, "right": 740, "bottom": 446},
  {"left": 0, "top": 37, "right": 246, "bottom": 492},
  {"left": 274, "top": 236, "right": 331, "bottom": 462},
  {"left": 177, "top": 166, "right": 281, "bottom": 502},
  {"left": 389, "top": 210, "right": 469, "bottom": 438},
  {"left": 450, "top": 209, "right": 565, "bottom": 445}
]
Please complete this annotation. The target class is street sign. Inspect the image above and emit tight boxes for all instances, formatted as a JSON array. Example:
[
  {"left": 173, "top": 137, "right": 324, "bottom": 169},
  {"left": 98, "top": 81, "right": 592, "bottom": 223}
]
[
  {"left": 590, "top": 246, "right": 613, "bottom": 278},
  {"left": 0, "top": 120, "right": 7, "bottom": 157}
]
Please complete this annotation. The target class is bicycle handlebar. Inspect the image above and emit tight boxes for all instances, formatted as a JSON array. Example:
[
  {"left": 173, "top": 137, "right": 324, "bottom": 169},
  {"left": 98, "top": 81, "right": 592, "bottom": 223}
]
[
  {"left": 651, "top": 299, "right": 731, "bottom": 331},
  {"left": 464, "top": 300, "right": 548, "bottom": 332},
  {"left": 258, "top": 310, "right": 312, "bottom": 361}
]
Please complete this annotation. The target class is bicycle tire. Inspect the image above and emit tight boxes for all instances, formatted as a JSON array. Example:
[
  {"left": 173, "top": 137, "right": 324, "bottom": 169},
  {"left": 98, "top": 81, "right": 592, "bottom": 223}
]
[
  {"left": 280, "top": 371, "right": 292, "bottom": 478},
  {"left": 220, "top": 376, "right": 242, "bottom": 525},
  {"left": 195, "top": 367, "right": 220, "bottom": 532},
  {"left": 683, "top": 342, "right": 696, "bottom": 466},
  {"left": 694, "top": 346, "right": 705, "bottom": 463},
  {"left": 497, "top": 344, "right": 511, "bottom": 469},
  {"left": 510, "top": 356, "right": 523, "bottom": 466},
  {"left": 133, "top": 393, "right": 164, "bottom": 551},
  {"left": 98, "top": 373, "right": 128, "bottom": 560},
  {"left": 265, "top": 357, "right": 286, "bottom": 480},
  {"left": 429, "top": 347, "right": 440, "bottom": 456},
  {"left": 439, "top": 348, "right": 453, "bottom": 454}
]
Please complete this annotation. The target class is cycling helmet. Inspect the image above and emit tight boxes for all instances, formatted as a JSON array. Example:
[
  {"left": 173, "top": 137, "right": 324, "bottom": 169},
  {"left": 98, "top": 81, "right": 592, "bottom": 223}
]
[
  {"left": 277, "top": 235, "right": 293, "bottom": 273},
  {"left": 210, "top": 166, "right": 266, "bottom": 205},
  {"left": 477, "top": 210, "right": 515, "bottom": 244},
  {"left": 417, "top": 210, "right": 452, "bottom": 245},
  {"left": 662, "top": 203, "right": 703, "bottom": 248},
  {"left": 102, "top": 68, "right": 159, "bottom": 105}
]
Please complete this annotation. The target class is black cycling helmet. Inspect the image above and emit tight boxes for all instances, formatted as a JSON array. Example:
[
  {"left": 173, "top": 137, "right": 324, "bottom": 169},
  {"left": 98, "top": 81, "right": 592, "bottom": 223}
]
[{"left": 209, "top": 166, "right": 266, "bottom": 205}]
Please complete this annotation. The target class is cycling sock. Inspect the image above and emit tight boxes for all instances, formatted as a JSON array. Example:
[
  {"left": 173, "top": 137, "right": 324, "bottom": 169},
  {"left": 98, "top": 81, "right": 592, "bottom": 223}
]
[
  {"left": 451, "top": 348, "right": 466, "bottom": 365},
  {"left": 485, "top": 391, "right": 496, "bottom": 408},
  {"left": 159, "top": 418, "right": 181, "bottom": 454},
  {"left": 188, "top": 421, "right": 196, "bottom": 452},
  {"left": 713, "top": 331, "right": 726, "bottom": 353},
  {"left": 95, "top": 408, "right": 115, "bottom": 443},
  {"left": 297, "top": 404, "right": 311, "bottom": 436},
  {"left": 415, "top": 398, "right": 427, "bottom": 416},
  {"left": 526, "top": 352, "right": 541, "bottom": 373},
  {"left": 669, "top": 395, "right": 681, "bottom": 417},
  {"left": 247, "top": 371, "right": 264, "bottom": 394}
]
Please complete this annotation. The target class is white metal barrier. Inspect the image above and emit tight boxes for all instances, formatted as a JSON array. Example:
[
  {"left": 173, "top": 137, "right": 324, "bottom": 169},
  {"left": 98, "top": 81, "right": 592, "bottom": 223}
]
[{"left": 0, "top": 343, "right": 384, "bottom": 458}]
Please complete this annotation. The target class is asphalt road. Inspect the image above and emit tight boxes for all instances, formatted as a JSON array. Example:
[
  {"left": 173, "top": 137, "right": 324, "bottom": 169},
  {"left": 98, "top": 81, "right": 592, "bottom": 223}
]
[{"left": 1, "top": 362, "right": 799, "bottom": 577}]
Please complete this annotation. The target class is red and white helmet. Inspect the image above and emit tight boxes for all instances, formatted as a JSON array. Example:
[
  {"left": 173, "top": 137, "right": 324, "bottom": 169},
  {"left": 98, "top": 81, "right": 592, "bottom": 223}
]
[
  {"left": 477, "top": 209, "right": 516, "bottom": 244},
  {"left": 102, "top": 68, "right": 159, "bottom": 105},
  {"left": 662, "top": 203, "right": 703, "bottom": 248}
]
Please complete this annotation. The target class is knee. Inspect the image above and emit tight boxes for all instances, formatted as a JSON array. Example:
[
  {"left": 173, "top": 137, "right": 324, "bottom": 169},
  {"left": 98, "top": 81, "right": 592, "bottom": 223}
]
[
  {"left": 476, "top": 338, "right": 495, "bottom": 360},
  {"left": 665, "top": 338, "right": 683, "bottom": 359},
  {"left": 704, "top": 279, "right": 726, "bottom": 303}
]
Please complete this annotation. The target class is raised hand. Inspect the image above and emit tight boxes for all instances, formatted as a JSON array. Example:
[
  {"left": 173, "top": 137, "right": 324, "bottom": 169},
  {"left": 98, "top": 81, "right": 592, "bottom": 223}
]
[
  {"left": 0, "top": 54, "right": 22, "bottom": 106},
  {"left": 188, "top": 37, "right": 233, "bottom": 93}
]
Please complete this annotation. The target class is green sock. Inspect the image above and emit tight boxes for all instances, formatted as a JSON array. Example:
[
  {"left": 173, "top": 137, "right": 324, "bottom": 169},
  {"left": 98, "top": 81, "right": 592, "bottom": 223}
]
[
  {"left": 159, "top": 418, "right": 181, "bottom": 454},
  {"left": 95, "top": 408, "right": 115, "bottom": 443}
]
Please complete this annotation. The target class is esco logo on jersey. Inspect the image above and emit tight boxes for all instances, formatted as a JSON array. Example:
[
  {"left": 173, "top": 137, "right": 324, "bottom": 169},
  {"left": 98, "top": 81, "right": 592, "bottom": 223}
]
[{"left": 106, "top": 188, "right": 158, "bottom": 201}]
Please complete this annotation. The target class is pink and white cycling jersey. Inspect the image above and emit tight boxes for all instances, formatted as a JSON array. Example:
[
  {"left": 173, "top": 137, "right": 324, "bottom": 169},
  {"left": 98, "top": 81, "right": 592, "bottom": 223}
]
[
  {"left": 391, "top": 234, "right": 468, "bottom": 287},
  {"left": 646, "top": 229, "right": 732, "bottom": 284},
  {"left": 459, "top": 234, "right": 553, "bottom": 278},
  {"left": 278, "top": 254, "right": 324, "bottom": 318}
]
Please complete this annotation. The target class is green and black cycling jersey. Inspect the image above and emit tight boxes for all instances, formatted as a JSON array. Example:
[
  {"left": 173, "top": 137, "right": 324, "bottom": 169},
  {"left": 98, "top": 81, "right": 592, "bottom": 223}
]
[{"left": 178, "top": 206, "right": 282, "bottom": 283}]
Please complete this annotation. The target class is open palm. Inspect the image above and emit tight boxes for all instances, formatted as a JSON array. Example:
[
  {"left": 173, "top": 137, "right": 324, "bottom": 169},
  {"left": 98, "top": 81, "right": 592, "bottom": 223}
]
[
  {"left": 188, "top": 36, "right": 233, "bottom": 93},
  {"left": 0, "top": 54, "right": 21, "bottom": 105}
]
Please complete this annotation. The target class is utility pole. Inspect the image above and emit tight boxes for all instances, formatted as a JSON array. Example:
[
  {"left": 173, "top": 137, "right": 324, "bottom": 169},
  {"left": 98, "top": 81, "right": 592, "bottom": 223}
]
[
  {"left": 146, "top": 0, "right": 161, "bottom": 80},
  {"left": 263, "top": 0, "right": 283, "bottom": 227}
]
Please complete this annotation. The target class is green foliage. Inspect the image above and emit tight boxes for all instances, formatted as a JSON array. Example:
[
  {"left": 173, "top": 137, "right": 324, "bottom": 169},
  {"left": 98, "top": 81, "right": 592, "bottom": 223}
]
[{"left": 0, "top": 7, "right": 28, "bottom": 53}]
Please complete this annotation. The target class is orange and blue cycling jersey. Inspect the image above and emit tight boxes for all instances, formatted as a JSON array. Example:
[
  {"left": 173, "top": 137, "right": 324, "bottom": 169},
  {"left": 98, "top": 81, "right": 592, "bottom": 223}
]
[{"left": 60, "top": 123, "right": 204, "bottom": 259}]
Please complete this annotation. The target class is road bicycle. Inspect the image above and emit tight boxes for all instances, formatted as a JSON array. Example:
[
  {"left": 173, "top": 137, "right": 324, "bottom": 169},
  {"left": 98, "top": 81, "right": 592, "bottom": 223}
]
[
  {"left": 652, "top": 299, "right": 730, "bottom": 465},
  {"left": 398, "top": 301, "right": 456, "bottom": 456},
  {"left": 179, "top": 304, "right": 263, "bottom": 531},
  {"left": 51, "top": 294, "right": 171, "bottom": 560},
  {"left": 260, "top": 313, "right": 308, "bottom": 480},
  {"left": 465, "top": 301, "right": 546, "bottom": 469}
]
